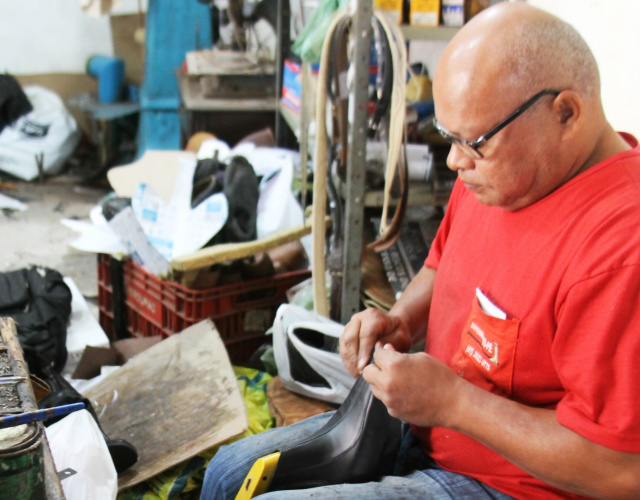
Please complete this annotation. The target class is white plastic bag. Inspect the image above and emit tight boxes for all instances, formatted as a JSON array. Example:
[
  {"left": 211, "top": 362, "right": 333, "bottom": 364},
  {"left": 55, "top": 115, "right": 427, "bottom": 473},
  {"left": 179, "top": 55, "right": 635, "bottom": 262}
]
[
  {"left": 0, "top": 85, "right": 81, "bottom": 180},
  {"left": 45, "top": 409, "right": 118, "bottom": 500}
]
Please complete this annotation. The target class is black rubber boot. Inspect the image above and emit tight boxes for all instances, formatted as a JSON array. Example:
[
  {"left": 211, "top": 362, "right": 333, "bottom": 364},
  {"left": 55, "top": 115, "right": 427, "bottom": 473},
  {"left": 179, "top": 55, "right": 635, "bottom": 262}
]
[{"left": 269, "top": 375, "right": 402, "bottom": 490}]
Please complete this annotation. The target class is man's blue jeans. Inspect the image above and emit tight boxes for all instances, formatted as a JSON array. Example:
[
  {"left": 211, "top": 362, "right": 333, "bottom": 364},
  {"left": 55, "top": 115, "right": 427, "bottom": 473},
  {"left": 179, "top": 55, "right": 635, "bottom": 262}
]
[{"left": 199, "top": 412, "right": 516, "bottom": 500}]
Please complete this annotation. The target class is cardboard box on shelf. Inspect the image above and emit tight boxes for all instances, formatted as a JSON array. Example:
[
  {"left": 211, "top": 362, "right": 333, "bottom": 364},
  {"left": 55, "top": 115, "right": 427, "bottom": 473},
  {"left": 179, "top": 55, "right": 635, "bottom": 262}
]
[
  {"left": 465, "top": 0, "right": 491, "bottom": 22},
  {"left": 282, "top": 60, "right": 320, "bottom": 114},
  {"left": 375, "top": 0, "right": 404, "bottom": 25},
  {"left": 409, "top": 0, "right": 441, "bottom": 27},
  {"left": 442, "top": 0, "right": 465, "bottom": 26},
  {"left": 282, "top": 60, "right": 303, "bottom": 113}
]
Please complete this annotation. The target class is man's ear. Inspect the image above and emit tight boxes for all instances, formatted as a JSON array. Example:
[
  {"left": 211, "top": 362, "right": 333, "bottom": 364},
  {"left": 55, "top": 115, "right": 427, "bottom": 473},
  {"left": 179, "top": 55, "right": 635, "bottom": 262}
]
[{"left": 553, "top": 91, "right": 584, "bottom": 139}]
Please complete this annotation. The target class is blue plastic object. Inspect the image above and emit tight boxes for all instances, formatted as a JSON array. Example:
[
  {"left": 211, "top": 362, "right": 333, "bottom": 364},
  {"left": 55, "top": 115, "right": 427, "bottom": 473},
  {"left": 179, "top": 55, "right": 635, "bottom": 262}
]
[
  {"left": 0, "top": 402, "right": 85, "bottom": 430},
  {"left": 138, "top": 0, "right": 212, "bottom": 153},
  {"left": 409, "top": 100, "right": 436, "bottom": 122},
  {"left": 87, "top": 55, "right": 125, "bottom": 104}
]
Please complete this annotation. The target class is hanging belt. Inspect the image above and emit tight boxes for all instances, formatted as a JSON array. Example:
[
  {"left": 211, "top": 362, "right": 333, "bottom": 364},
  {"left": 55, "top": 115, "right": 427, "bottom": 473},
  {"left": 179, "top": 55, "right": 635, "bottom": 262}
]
[
  {"left": 368, "top": 12, "right": 408, "bottom": 252},
  {"left": 311, "top": 9, "right": 408, "bottom": 318}
]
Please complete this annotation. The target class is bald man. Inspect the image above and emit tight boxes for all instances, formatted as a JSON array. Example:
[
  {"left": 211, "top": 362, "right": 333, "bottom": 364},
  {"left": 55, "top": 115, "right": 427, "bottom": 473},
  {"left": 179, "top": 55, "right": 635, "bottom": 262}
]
[{"left": 200, "top": 3, "right": 640, "bottom": 500}]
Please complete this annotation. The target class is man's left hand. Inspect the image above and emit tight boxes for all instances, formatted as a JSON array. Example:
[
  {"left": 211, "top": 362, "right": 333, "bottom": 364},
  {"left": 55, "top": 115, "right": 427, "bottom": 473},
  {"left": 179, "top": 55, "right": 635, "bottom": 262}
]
[{"left": 362, "top": 343, "right": 467, "bottom": 428}]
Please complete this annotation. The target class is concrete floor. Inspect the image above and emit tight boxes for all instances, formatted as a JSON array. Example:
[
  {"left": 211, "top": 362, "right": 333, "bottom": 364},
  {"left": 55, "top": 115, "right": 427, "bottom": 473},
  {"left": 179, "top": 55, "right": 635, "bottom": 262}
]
[{"left": 0, "top": 174, "right": 111, "bottom": 304}]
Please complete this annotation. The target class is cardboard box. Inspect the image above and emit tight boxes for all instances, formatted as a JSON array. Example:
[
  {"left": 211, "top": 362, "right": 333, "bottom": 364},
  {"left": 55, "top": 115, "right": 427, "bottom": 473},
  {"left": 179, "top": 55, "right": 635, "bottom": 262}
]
[
  {"left": 72, "top": 336, "right": 162, "bottom": 380},
  {"left": 465, "top": 0, "right": 491, "bottom": 22},
  {"left": 282, "top": 60, "right": 320, "bottom": 114},
  {"left": 410, "top": 0, "right": 441, "bottom": 27},
  {"left": 282, "top": 60, "right": 303, "bottom": 112},
  {"left": 375, "top": 0, "right": 404, "bottom": 25},
  {"left": 442, "top": 0, "right": 465, "bottom": 26}
]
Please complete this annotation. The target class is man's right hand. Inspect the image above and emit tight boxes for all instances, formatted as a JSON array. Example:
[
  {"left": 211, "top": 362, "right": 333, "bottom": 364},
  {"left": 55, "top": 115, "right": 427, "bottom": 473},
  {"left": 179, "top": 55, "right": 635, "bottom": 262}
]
[{"left": 339, "top": 308, "right": 412, "bottom": 377}]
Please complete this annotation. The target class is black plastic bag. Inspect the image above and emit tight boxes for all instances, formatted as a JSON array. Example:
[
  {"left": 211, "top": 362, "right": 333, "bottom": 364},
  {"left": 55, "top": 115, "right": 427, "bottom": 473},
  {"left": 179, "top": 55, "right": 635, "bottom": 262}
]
[{"left": 0, "top": 265, "right": 71, "bottom": 375}]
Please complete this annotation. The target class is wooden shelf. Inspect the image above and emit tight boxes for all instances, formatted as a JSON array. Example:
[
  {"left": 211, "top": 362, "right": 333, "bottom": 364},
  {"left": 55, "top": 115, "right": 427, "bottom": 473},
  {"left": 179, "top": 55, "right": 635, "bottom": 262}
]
[
  {"left": 400, "top": 25, "right": 460, "bottom": 41},
  {"left": 337, "top": 179, "right": 449, "bottom": 208},
  {"left": 363, "top": 182, "right": 451, "bottom": 207},
  {"left": 178, "top": 72, "right": 278, "bottom": 112}
]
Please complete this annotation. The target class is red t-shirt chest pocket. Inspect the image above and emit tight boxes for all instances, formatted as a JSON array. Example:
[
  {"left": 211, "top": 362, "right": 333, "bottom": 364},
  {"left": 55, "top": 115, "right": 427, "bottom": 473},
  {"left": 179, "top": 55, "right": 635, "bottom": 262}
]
[{"left": 451, "top": 292, "right": 521, "bottom": 397}]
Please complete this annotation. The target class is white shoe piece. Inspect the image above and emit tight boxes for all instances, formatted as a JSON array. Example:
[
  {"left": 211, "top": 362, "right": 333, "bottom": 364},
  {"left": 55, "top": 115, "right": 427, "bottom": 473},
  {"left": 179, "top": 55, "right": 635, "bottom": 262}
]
[{"left": 272, "top": 304, "right": 356, "bottom": 404}]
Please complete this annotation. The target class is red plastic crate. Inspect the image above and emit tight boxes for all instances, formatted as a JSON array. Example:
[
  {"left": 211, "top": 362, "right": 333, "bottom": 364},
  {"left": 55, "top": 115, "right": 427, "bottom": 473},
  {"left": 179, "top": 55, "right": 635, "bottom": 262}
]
[{"left": 97, "top": 254, "right": 311, "bottom": 365}]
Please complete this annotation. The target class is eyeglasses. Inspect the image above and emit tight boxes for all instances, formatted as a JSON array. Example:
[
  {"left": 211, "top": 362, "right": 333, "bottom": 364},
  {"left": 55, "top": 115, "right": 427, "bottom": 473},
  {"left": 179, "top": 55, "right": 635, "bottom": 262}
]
[{"left": 433, "top": 89, "right": 562, "bottom": 159}]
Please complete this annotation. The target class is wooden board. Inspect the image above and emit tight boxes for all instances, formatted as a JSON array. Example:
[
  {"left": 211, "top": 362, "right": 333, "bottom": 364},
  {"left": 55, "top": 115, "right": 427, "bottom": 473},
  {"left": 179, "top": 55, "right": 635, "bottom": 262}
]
[
  {"left": 266, "top": 376, "right": 334, "bottom": 427},
  {"left": 170, "top": 219, "right": 314, "bottom": 273},
  {"left": 84, "top": 320, "right": 248, "bottom": 491}
]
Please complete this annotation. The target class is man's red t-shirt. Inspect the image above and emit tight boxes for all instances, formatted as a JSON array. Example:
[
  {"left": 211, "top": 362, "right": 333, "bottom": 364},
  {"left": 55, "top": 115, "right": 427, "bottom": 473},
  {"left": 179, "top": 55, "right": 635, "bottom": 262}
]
[{"left": 413, "top": 135, "right": 640, "bottom": 499}]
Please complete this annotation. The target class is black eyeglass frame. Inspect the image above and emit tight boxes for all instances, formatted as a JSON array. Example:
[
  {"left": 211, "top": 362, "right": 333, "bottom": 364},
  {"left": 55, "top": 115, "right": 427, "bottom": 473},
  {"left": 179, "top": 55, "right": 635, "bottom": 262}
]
[{"left": 433, "top": 89, "right": 562, "bottom": 159}]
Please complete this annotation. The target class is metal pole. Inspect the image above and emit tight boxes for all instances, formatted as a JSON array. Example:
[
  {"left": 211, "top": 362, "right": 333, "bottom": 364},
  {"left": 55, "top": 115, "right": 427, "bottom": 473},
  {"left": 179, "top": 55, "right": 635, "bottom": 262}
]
[{"left": 340, "top": 0, "right": 372, "bottom": 324}]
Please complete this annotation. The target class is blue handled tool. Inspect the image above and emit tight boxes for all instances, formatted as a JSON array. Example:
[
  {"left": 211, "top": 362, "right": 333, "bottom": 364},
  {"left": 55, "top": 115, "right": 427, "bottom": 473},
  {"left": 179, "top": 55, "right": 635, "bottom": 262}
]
[{"left": 0, "top": 402, "right": 85, "bottom": 429}]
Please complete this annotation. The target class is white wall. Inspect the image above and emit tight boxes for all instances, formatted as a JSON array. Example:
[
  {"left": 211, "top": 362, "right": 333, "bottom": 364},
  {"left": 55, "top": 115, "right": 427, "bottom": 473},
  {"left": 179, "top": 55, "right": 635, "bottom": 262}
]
[
  {"left": 0, "top": 0, "right": 146, "bottom": 75},
  {"left": 2, "top": 0, "right": 638, "bottom": 138},
  {"left": 527, "top": 0, "right": 640, "bottom": 136},
  {"left": 407, "top": 1, "right": 640, "bottom": 137}
]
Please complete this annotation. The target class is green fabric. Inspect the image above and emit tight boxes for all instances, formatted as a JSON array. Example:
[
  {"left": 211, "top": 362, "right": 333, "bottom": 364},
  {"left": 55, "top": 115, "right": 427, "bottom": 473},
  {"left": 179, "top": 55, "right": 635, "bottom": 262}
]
[
  {"left": 291, "top": 0, "right": 350, "bottom": 63},
  {"left": 259, "top": 344, "right": 278, "bottom": 376},
  {"left": 117, "top": 367, "right": 274, "bottom": 500}
]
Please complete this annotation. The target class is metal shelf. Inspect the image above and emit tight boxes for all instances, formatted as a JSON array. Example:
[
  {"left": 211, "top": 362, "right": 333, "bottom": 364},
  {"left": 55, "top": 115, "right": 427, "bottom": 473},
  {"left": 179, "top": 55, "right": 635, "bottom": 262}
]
[
  {"left": 176, "top": 0, "right": 289, "bottom": 142},
  {"left": 277, "top": 3, "right": 460, "bottom": 322},
  {"left": 338, "top": 3, "right": 459, "bottom": 322}
]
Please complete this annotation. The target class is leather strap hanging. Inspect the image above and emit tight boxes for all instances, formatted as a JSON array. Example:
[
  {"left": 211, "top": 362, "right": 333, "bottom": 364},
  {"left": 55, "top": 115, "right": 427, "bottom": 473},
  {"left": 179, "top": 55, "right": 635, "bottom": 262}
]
[
  {"left": 368, "top": 12, "right": 408, "bottom": 251},
  {"left": 311, "top": 9, "right": 408, "bottom": 318},
  {"left": 311, "top": 9, "right": 349, "bottom": 319},
  {"left": 327, "top": 16, "right": 351, "bottom": 179}
]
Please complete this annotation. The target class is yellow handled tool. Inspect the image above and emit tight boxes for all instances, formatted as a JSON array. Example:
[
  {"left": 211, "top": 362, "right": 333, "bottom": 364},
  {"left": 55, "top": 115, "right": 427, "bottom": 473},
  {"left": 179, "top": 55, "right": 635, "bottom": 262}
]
[{"left": 234, "top": 451, "right": 281, "bottom": 500}]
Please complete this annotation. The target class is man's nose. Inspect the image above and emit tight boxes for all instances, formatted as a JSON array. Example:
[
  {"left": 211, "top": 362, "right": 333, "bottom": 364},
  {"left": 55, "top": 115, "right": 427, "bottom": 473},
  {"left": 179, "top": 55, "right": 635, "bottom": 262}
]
[{"left": 446, "top": 143, "right": 477, "bottom": 172}]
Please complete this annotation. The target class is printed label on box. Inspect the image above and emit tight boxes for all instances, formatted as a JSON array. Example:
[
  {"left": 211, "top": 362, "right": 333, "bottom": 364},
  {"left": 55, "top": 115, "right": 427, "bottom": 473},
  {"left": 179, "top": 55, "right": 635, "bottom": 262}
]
[
  {"left": 442, "top": 0, "right": 464, "bottom": 26},
  {"left": 375, "top": 0, "right": 403, "bottom": 24},
  {"left": 128, "top": 286, "right": 163, "bottom": 325},
  {"left": 410, "top": 0, "right": 440, "bottom": 26}
]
